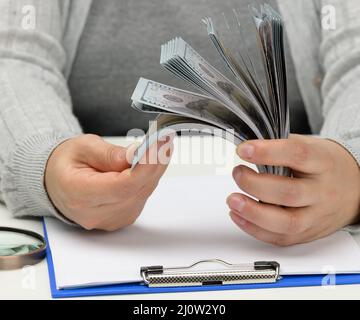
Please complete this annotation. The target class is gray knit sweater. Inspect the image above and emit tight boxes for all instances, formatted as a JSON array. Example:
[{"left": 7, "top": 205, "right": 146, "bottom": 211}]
[{"left": 0, "top": 0, "right": 359, "bottom": 225}]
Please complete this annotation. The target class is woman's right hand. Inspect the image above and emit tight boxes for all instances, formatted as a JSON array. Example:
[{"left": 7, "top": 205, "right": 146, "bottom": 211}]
[{"left": 44, "top": 134, "right": 172, "bottom": 231}]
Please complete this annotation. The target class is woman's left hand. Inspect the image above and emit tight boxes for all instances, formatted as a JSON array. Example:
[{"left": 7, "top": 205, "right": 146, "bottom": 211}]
[{"left": 227, "top": 134, "right": 360, "bottom": 246}]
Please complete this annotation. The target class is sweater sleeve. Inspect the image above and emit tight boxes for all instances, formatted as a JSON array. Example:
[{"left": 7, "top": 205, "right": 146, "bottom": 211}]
[
  {"left": 319, "top": 0, "right": 360, "bottom": 166},
  {"left": 319, "top": 0, "right": 360, "bottom": 231},
  {"left": 0, "top": 0, "right": 83, "bottom": 223}
]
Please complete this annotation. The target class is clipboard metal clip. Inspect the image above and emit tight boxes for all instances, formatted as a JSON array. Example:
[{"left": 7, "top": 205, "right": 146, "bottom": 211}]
[{"left": 140, "top": 259, "right": 281, "bottom": 288}]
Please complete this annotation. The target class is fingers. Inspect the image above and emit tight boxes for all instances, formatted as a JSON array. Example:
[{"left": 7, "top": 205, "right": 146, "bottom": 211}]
[
  {"left": 68, "top": 194, "right": 147, "bottom": 231},
  {"left": 128, "top": 135, "right": 174, "bottom": 183},
  {"left": 236, "top": 135, "right": 331, "bottom": 174},
  {"left": 81, "top": 200, "right": 146, "bottom": 231},
  {"left": 230, "top": 212, "right": 292, "bottom": 246},
  {"left": 230, "top": 212, "right": 309, "bottom": 246},
  {"left": 232, "top": 165, "right": 319, "bottom": 207},
  {"left": 80, "top": 135, "right": 131, "bottom": 172},
  {"left": 230, "top": 210, "right": 335, "bottom": 247},
  {"left": 67, "top": 136, "right": 173, "bottom": 206},
  {"left": 65, "top": 170, "right": 129, "bottom": 205},
  {"left": 227, "top": 193, "right": 313, "bottom": 235},
  {"left": 47, "top": 134, "right": 174, "bottom": 232}
]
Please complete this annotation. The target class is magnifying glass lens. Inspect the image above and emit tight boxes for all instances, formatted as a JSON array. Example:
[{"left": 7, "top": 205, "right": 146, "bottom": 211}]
[
  {"left": 0, "top": 227, "right": 46, "bottom": 270},
  {"left": 0, "top": 231, "right": 43, "bottom": 256}
]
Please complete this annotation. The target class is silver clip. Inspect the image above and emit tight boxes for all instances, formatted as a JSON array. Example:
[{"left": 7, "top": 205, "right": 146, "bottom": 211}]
[{"left": 141, "top": 259, "right": 280, "bottom": 288}]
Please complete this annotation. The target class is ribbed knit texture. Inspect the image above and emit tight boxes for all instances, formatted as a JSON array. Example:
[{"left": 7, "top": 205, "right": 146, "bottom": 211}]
[
  {"left": 0, "top": 0, "right": 82, "bottom": 224},
  {"left": 1, "top": 132, "right": 77, "bottom": 223},
  {"left": 278, "top": 0, "right": 360, "bottom": 167},
  {"left": 0, "top": 0, "right": 359, "bottom": 231}
]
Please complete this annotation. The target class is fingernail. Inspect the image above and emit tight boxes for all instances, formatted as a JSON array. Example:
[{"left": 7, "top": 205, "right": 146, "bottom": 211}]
[
  {"left": 233, "top": 167, "right": 242, "bottom": 181},
  {"left": 228, "top": 195, "right": 245, "bottom": 212},
  {"left": 238, "top": 144, "right": 255, "bottom": 159}
]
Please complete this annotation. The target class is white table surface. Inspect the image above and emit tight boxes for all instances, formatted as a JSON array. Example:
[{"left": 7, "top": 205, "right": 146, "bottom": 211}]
[{"left": 1, "top": 136, "right": 360, "bottom": 300}]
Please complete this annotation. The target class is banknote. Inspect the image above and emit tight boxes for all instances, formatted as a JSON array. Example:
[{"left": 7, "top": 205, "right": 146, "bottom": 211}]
[
  {"left": 160, "top": 37, "right": 274, "bottom": 140},
  {"left": 131, "top": 78, "right": 258, "bottom": 142},
  {"left": 131, "top": 4, "right": 290, "bottom": 176}
]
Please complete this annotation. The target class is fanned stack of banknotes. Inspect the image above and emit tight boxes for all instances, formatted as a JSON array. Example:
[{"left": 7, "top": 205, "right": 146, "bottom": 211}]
[{"left": 131, "top": 4, "right": 289, "bottom": 176}]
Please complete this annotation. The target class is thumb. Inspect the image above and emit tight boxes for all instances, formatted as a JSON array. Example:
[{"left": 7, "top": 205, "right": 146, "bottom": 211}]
[{"left": 85, "top": 138, "right": 131, "bottom": 172}]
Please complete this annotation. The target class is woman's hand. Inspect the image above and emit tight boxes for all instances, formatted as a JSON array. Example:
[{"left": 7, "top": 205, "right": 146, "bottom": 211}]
[
  {"left": 227, "top": 134, "right": 360, "bottom": 246},
  {"left": 45, "top": 134, "right": 172, "bottom": 231}
]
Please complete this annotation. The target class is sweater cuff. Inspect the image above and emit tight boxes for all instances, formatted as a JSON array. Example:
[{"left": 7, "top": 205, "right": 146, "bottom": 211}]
[
  {"left": 325, "top": 136, "right": 360, "bottom": 233},
  {"left": 325, "top": 136, "right": 360, "bottom": 167},
  {"left": 1, "top": 132, "right": 80, "bottom": 225}
]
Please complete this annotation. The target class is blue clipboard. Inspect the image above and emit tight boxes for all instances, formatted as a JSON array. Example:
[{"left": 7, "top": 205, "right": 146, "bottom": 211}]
[{"left": 43, "top": 221, "right": 360, "bottom": 298}]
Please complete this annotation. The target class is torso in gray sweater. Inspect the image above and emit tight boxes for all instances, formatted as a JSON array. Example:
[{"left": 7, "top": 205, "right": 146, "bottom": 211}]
[
  {"left": 0, "top": 0, "right": 359, "bottom": 224},
  {"left": 69, "top": 0, "right": 308, "bottom": 136}
]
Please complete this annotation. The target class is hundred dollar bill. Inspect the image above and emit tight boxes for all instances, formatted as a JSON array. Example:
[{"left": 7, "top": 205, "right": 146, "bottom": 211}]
[
  {"left": 160, "top": 38, "right": 274, "bottom": 140},
  {"left": 130, "top": 78, "right": 270, "bottom": 172},
  {"left": 130, "top": 4, "right": 290, "bottom": 176},
  {"left": 131, "top": 78, "right": 257, "bottom": 142},
  {"left": 203, "top": 17, "right": 276, "bottom": 133}
]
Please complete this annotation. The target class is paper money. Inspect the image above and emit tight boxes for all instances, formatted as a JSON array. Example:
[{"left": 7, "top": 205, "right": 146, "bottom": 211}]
[
  {"left": 160, "top": 37, "right": 274, "bottom": 140},
  {"left": 130, "top": 4, "right": 290, "bottom": 176},
  {"left": 131, "top": 78, "right": 257, "bottom": 142}
]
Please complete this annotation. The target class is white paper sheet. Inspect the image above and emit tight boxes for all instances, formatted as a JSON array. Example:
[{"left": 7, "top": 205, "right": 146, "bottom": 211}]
[{"left": 45, "top": 175, "right": 360, "bottom": 289}]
